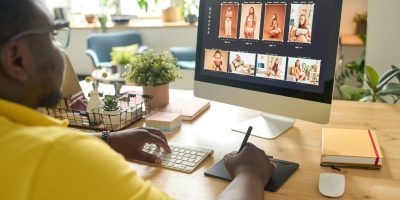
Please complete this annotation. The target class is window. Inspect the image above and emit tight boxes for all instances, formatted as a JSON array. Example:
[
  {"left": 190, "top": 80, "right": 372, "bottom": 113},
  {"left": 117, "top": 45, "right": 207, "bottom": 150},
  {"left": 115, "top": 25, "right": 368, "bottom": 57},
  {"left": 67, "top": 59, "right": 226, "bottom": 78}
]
[{"left": 46, "top": 0, "right": 172, "bottom": 18}]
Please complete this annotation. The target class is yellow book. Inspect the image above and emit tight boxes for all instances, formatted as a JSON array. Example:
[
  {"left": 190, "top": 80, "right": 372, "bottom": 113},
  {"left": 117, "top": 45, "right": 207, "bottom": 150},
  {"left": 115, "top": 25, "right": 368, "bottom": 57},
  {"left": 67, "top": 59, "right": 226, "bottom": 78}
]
[{"left": 321, "top": 128, "right": 383, "bottom": 168}]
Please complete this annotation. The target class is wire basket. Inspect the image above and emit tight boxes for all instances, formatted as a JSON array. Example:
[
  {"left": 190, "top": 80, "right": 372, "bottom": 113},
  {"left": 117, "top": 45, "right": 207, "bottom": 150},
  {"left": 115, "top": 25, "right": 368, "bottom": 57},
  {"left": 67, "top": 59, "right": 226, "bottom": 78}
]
[{"left": 39, "top": 93, "right": 153, "bottom": 131}]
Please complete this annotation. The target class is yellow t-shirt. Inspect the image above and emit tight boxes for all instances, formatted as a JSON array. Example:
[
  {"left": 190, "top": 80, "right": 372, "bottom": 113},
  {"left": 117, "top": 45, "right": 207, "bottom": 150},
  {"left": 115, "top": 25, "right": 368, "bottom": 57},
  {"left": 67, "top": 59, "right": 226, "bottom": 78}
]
[{"left": 0, "top": 99, "right": 172, "bottom": 200}]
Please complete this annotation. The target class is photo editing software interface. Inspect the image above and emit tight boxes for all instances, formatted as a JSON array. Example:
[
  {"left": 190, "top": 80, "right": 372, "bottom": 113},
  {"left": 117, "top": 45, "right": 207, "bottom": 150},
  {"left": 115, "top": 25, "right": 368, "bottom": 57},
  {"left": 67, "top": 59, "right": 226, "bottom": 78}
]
[{"left": 196, "top": 0, "right": 342, "bottom": 103}]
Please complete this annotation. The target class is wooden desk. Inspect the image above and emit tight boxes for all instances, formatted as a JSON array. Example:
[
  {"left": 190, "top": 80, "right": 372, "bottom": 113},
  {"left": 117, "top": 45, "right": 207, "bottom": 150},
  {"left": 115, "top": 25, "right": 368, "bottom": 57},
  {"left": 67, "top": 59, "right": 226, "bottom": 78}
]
[{"left": 127, "top": 89, "right": 400, "bottom": 199}]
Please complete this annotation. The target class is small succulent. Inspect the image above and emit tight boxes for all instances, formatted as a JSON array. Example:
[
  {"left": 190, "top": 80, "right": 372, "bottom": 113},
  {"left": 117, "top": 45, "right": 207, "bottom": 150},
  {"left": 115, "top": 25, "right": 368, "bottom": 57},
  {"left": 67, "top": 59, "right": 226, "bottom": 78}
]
[{"left": 103, "top": 96, "right": 119, "bottom": 111}]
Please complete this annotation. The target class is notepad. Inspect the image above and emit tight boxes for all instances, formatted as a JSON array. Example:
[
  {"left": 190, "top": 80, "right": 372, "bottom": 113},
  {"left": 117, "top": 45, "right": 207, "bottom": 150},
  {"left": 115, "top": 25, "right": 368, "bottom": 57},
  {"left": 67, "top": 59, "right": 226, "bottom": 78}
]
[
  {"left": 145, "top": 111, "right": 182, "bottom": 132},
  {"left": 321, "top": 128, "right": 383, "bottom": 168},
  {"left": 161, "top": 98, "right": 210, "bottom": 121}
]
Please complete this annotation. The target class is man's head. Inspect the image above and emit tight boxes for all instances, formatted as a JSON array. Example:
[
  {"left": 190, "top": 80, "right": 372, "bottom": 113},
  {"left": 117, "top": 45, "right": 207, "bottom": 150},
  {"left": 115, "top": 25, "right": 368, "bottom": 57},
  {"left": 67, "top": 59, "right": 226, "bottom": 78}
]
[{"left": 0, "top": 0, "right": 65, "bottom": 108}]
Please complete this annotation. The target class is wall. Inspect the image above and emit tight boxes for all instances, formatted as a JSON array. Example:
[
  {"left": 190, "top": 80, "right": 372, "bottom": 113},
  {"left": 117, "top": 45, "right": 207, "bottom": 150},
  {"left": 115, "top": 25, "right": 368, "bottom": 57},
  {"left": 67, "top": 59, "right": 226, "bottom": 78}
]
[
  {"left": 66, "top": 26, "right": 198, "bottom": 75},
  {"left": 366, "top": 0, "right": 400, "bottom": 75},
  {"left": 340, "top": 0, "right": 368, "bottom": 35}
]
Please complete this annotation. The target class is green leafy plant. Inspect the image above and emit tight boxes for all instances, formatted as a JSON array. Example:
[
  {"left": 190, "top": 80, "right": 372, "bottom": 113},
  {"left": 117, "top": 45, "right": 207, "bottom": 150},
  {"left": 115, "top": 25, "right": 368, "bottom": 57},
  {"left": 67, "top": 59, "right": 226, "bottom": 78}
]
[
  {"left": 353, "top": 12, "right": 367, "bottom": 24},
  {"left": 103, "top": 96, "right": 119, "bottom": 111},
  {"left": 339, "top": 65, "right": 400, "bottom": 103},
  {"left": 336, "top": 33, "right": 366, "bottom": 95},
  {"left": 111, "top": 50, "right": 134, "bottom": 66},
  {"left": 100, "top": 0, "right": 118, "bottom": 8},
  {"left": 124, "top": 49, "right": 180, "bottom": 87},
  {"left": 137, "top": 0, "right": 160, "bottom": 12},
  {"left": 97, "top": 14, "right": 108, "bottom": 32},
  {"left": 181, "top": 0, "right": 199, "bottom": 16}
]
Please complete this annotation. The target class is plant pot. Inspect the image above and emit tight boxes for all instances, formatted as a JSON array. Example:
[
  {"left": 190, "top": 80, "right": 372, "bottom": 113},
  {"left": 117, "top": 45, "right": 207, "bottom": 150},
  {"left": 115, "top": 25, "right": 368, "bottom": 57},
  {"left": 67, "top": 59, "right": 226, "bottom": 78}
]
[
  {"left": 185, "top": 14, "right": 198, "bottom": 24},
  {"left": 162, "top": 7, "right": 181, "bottom": 22},
  {"left": 87, "top": 90, "right": 103, "bottom": 124},
  {"left": 102, "top": 109, "right": 121, "bottom": 129},
  {"left": 143, "top": 83, "right": 169, "bottom": 109},
  {"left": 117, "top": 64, "right": 128, "bottom": 77},
  {"left": 356, "top": 22, "right": 367, "bottom": 35},
  {"left": 85, "top": 15, "right": 96, "bottom": 24}
]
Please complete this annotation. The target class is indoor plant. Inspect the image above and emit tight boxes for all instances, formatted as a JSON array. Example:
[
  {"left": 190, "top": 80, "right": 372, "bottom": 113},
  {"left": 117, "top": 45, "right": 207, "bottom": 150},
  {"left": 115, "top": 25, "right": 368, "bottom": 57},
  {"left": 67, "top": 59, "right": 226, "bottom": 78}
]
[
  {"left": 102, "top": 96, "right": 121, "bottom": 128},
  {"left": 340, "top": 65, "right": 400, "bottom": 103},
  {"left": 124, "top": 49, "right": 180, "bottom": 108},
  {"left": 335, "top": 33, "right": 366, "bottom": 98},
  {"left": 85, "top": 14, "right": 96, "bottom": 24},
  {"left": 353, "top": 12, "right": 367, "bottom": 35},
  {"left": 182, "top": 0, "right": 199, "bottom": 24},
  {"left": 110, "top": 47, "right": 135, "bottom": 76}
]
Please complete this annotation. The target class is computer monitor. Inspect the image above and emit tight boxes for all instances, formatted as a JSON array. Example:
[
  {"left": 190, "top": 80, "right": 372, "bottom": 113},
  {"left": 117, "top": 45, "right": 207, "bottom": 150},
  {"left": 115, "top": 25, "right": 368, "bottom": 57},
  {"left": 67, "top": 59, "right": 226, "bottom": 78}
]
[{"left": 194, "top": 0, "right": 343, "bottom": 139}]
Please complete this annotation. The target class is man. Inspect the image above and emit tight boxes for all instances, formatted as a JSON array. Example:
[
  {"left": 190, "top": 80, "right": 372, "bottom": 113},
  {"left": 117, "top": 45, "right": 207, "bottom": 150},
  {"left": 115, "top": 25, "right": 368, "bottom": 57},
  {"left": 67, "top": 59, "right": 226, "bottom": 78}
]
[{"left": 0, "top": 1, "right": 275, "bottom": 199}]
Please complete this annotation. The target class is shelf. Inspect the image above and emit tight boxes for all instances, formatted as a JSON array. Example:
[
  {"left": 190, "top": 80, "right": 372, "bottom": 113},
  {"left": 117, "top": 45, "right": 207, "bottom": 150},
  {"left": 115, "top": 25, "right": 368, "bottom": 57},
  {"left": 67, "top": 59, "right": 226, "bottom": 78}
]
[{"left": 340, "top": 34, "right": 364, "bottom": 46}]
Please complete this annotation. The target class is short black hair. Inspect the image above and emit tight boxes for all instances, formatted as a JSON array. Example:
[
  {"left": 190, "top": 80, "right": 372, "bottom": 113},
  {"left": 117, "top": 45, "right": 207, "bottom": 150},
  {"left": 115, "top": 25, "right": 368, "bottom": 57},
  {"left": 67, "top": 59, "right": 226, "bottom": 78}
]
[{"left": 0, "top": 0, "right": 37, "bottom": 45}]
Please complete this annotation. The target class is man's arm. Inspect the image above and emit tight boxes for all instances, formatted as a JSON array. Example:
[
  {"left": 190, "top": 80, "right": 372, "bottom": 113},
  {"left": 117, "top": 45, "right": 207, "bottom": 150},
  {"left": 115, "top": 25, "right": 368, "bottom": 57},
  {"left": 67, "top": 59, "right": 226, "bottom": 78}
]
[
  {"left": 88, "top": 127, "right": 171, "bottom": 164},
  {"left": 217, "top": 172, "right": 265, "bottom": 200},
  {"left": 217, "top": 143, "right": 275, "bottom": 200},
  {"left": 31, "top": 131, "right": 172, "bottom": 200}
]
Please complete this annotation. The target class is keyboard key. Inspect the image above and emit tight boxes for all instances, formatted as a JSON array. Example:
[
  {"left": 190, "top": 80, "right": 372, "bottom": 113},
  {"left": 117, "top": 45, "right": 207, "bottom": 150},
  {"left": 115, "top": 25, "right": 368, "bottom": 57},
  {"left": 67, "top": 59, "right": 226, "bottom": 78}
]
[
  {"left": 185, "top": 166, "right": 194, "bottom": 172},
  {"left": 182, "top": 161, "right": 196, "bottom": 167}
]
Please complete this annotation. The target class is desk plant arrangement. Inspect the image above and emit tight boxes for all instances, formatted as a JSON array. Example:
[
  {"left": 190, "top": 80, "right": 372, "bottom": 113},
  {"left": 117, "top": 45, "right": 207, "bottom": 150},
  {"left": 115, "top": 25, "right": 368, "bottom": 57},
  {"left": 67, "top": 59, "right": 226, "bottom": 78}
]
[
  {"left": 340, "top": 65, "right": 400, "bottom": 103},
  {"left": 102, "top": 96, "right": 121, "bottom": 128},
  {"left": 124, "top": 49, "right": 180, "bottom": 108},
  {"left": 85, "top": 65, "right": 108, "bottom": 124}
]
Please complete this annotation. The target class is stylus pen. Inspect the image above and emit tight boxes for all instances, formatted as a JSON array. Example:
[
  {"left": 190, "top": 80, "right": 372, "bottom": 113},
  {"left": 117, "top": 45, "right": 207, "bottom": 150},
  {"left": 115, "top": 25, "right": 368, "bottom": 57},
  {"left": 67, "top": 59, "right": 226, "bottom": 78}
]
[
  {"left": 238, "top": 126, "right": 274, "bottom": 159},
  {"left": 238, "top": 126, "right": 253, "bottom": 152}
]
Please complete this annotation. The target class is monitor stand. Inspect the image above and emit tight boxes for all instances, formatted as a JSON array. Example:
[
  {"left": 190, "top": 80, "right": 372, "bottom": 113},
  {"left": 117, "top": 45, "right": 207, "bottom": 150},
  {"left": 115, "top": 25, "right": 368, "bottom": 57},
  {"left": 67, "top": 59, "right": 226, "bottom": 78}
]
[{"left": 231, "top": 112, "right": 295, "bottom": 139}]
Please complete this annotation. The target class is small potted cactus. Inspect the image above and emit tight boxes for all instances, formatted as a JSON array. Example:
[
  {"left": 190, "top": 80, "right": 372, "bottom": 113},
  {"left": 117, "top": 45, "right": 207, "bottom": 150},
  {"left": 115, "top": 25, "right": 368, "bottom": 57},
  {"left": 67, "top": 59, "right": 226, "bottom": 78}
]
[{"left": 102, "top": 96, "right": 121, "bottom": 128}]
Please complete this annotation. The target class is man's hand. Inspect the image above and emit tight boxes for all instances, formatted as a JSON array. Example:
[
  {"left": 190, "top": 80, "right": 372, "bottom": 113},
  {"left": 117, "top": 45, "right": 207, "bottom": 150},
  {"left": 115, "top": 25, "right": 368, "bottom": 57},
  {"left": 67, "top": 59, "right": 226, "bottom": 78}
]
[
  {"left": 223, "top": 143, "right": 275, "bottom": 186},
  {"left": 217, "top": 143, "right": 275, "bottom": 200},
  {"left": 108, "top": 127, "right": 171, "bottom": 164}
]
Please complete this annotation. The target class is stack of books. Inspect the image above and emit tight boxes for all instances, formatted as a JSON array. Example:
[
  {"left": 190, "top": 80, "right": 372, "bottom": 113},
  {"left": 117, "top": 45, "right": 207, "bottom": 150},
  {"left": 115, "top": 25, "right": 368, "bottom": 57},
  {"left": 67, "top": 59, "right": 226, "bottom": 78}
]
[{"left": 321, "top": 128, "right": 383, "bottom": 169}]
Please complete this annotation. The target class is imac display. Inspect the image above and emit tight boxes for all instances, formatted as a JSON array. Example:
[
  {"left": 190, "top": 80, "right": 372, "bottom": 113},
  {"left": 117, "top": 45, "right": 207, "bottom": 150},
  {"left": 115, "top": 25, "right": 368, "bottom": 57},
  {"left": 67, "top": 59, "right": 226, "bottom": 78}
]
[{"left": 195, "top": 0, "right": 343, "bottom": 138}]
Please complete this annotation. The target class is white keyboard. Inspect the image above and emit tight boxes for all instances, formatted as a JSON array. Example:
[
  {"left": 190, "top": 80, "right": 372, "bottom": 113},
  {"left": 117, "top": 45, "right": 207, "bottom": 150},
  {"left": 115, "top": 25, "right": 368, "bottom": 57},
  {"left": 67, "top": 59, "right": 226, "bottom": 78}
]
[{"left": 143, "top": 142, "right": 213, "bottom": 173}]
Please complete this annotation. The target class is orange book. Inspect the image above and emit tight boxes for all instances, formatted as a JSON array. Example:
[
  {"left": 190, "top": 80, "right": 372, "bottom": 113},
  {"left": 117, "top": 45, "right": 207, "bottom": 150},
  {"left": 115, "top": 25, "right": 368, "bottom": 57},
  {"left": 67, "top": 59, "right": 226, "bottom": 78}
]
[{"left": 321, "top": 128, "right": 383, "bottom": 168}]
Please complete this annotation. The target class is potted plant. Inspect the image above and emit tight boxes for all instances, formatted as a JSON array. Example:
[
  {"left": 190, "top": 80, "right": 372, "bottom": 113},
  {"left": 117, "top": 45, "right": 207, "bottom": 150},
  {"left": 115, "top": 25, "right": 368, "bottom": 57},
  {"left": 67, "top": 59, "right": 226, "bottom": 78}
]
[
  {"left": 110, "top": 47, "right": 135, "bottom": 76},
  {"left": 102, "top": 96, "right": 121, "bottom": 128},
  {"left": 97, "top": 14, "right": 108, "bottom": 32},
  {"left": 163, "top": 0, "right": 182, "bottom": 22},
  {"left": 85, "top": 14, "right": 96, "bottom": 24},
  {"left": 353, "top": 12, "right": 367, "bottom": 35},
  {"left": 182, "top": 0, "right": 199, "bottom": 24},
  {"left": 124, "top": 49, "right": 180, "bottom": 108}
]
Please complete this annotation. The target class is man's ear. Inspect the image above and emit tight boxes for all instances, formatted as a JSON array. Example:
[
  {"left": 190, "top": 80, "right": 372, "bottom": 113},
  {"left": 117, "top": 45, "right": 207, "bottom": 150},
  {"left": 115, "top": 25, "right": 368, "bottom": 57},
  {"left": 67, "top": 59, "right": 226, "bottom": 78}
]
[{"left": 0, "top": 42, "right": 29, "bottom": 82}]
